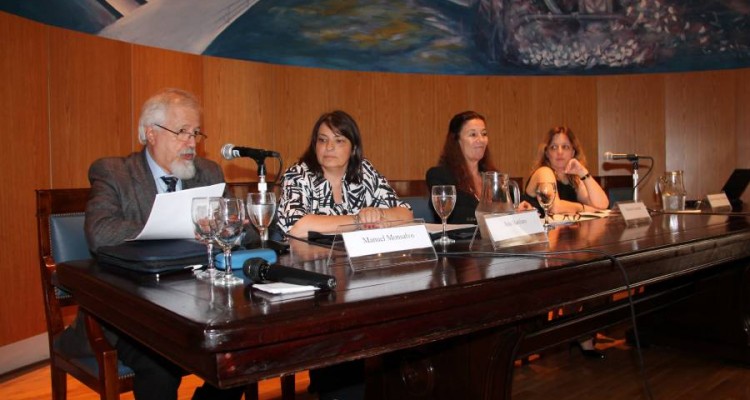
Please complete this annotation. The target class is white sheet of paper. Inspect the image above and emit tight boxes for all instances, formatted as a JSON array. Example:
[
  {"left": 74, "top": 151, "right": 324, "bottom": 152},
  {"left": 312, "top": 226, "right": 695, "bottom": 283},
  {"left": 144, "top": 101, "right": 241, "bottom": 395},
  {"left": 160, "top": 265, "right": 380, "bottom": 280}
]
[
  {"left": 253, "top": 282, "right": 319, "bottom": 294},
  {"left": 130, "top": 183, "right": 226, "bottom": 240}
]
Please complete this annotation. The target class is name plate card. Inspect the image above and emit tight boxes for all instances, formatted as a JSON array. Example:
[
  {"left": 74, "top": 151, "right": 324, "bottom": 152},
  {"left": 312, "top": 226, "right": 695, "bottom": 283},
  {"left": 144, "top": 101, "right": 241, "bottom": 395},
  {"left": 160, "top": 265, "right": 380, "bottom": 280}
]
[
  {"left": 706, "top": 193, "right": 732, "bottom": 211},
  {"left": 485, "top": 211, "right": 545, "bottom": 243},
  {"left": 342, "top": 224, "right": 434, "bottom": 258},
  {"left": 617, "top": 201, "right": 652, "bottom": 225}
]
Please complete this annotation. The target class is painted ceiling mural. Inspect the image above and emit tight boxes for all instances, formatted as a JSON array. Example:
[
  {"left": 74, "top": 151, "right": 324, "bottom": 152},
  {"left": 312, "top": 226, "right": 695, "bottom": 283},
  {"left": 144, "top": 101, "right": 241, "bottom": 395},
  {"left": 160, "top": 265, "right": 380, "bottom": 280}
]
[{"left": 2, "top": 0, "right": 749, "bottom": 75}]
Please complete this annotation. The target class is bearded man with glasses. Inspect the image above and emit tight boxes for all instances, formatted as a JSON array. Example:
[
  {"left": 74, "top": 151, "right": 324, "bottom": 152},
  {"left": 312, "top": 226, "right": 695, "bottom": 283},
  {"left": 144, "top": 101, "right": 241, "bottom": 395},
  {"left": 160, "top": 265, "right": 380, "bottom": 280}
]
[{"left": 57, "top": 88, "right": 244, "bottom": 400}]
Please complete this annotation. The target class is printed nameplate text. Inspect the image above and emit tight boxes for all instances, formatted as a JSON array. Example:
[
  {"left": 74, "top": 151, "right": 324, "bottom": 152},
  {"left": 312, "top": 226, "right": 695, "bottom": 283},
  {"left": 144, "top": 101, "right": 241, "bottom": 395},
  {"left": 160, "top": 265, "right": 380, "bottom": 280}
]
[
  {"left": 485, "top": 211, "right": 544, "bottom": 243},
  {"left": 343, "top": 224, "right": 434, "bottom": 258},
  {"left": 618, "top": 202, "right": 651, "bottom": 224}
]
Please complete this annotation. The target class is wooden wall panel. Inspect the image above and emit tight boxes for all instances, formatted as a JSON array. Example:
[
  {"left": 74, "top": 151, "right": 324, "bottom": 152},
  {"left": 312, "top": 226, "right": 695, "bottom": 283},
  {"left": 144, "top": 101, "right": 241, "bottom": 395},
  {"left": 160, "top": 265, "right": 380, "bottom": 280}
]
[
  {"left": 597, "top": 74, "right": 665, "bottom": 205},
  {"left": 736, "top": 69, "right": 750, "bottom": 206},
  {"left": 477, "top": 76, "right": 538, "bottom": 179},
  {"left": 203, "top": 57, "right": 276, "bottom": 181},
  {"left": 369, "top": 72, "right": 438, "bottom": 180},
  {"left": 665, "top": 71, "right": 737, "bottom": 203},
  {"left": 0, "top": 13, "right": 51, "bottom": 345},
  {"left": 49, "top": 29, "right": 132, "bottom": 188},
  {"left": 131, "top": 45, "right": 204, "bottom": 151}
]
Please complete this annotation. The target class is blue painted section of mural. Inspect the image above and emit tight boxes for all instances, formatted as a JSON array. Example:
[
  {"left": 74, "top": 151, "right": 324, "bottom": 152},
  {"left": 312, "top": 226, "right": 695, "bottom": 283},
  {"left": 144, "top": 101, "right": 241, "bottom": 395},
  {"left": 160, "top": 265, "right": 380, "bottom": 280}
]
[
  {"left": 204, "top": 0, "right": 492, "bottom": 74},
  {"left": 2, "top": 0, "right": 749, "bottom": 75},
  {"left": 0, "top": 0, "right": 117, "bottom": 33}
]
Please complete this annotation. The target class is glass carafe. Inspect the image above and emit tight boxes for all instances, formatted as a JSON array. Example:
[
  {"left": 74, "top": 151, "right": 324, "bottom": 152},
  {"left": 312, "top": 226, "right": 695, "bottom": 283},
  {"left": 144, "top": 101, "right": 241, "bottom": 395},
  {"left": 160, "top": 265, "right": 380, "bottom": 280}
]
[
  {"left": 655, "top": 170, "right": 687, "bottom": 211},
  {"left": 475, "top": 171, "right": 520, "bottom": 238}
]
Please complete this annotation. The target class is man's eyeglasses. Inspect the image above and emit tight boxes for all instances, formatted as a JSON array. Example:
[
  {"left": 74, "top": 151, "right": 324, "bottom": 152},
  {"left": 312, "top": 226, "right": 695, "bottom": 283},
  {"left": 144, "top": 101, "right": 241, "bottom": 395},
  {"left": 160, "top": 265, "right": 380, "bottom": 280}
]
[{"left": 154, "top": 124, "right": 207, "bottom": 143}]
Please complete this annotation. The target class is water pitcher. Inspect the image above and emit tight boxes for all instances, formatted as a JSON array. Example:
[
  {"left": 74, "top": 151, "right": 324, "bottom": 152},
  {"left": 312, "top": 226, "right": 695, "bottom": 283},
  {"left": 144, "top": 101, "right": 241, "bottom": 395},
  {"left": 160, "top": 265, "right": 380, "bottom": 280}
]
[
  {"left": 655, "top": 170, "right": 686, "bottom": 211},
  {"left": 475, "top": 171, "right": 520, "bottom": 238}
]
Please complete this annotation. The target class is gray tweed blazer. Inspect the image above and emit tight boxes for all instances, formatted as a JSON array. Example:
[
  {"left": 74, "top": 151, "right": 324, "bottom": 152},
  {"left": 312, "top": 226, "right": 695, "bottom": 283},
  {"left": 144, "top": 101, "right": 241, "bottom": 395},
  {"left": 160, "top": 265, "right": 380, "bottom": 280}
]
[{"left": 84, "top": 148, "right": 224, "bottom": 252}]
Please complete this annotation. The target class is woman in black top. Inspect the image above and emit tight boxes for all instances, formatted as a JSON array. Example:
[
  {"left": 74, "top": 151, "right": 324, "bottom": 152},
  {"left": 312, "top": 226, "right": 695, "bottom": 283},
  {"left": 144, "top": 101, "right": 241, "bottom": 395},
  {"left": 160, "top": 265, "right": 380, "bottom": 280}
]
[
  {"left": 426, "top": 111, "right": 530, "bottom": 224},
  {"left": 524, "top": 126, "right": 609, "bottom": 215},
  {"left": 426, "top": 111, "right": 495, "bottom": 224}
]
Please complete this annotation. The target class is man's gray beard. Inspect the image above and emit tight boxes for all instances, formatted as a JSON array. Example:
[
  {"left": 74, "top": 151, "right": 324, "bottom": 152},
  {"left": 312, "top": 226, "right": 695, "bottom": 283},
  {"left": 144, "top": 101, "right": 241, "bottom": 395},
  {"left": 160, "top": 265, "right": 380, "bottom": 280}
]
[{"left": 171, "top": 158, "right": 196, "bottom": 180}]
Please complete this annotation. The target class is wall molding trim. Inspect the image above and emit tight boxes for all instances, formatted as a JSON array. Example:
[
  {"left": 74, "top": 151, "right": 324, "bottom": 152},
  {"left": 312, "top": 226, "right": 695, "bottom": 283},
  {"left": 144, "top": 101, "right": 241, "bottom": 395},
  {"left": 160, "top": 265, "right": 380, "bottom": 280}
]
[{"left": 0, "top": 333, "right": 49, "bottom": 376}]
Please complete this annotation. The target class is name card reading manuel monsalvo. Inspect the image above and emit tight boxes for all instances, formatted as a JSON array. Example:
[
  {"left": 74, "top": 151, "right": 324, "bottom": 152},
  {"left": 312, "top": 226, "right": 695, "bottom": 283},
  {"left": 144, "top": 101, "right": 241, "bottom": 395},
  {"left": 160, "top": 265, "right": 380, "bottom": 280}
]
[{"left": 342, "top": 224, "right": 434, "bottom": 258}]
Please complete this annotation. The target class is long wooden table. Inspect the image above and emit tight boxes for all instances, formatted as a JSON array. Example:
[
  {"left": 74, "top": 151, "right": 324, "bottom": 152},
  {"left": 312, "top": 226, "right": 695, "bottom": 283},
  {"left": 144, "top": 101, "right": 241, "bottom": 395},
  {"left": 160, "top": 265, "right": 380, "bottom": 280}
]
[{"left": 57, "top": 212, "right": 750, "bottom": 399}]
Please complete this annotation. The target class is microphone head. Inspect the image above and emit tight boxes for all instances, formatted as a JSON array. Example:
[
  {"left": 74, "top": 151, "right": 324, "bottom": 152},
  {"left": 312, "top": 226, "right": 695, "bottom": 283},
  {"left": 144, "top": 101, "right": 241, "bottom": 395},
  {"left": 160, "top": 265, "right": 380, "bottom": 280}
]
[
  {"left": 221, "top": 143, "right": 236, "bottom": 160},
  {"left": 242, "top": 257, "right": 269, "bottom": 281},
  {"left": 604, "top": 151, "right": 613, "bottom": 161}
]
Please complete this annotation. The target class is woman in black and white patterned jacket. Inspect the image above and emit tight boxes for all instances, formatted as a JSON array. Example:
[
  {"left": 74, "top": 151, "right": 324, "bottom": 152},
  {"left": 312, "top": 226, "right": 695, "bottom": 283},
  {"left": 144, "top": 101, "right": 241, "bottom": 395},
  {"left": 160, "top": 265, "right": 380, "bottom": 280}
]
[{"left": 276, "top": 110, "right": 413, "bottom": 238}]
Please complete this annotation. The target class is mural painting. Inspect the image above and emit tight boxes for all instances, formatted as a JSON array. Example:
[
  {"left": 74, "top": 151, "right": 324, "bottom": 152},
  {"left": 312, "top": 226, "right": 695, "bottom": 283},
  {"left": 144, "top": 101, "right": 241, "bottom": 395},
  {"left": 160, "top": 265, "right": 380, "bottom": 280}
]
[{"left": 1, "top": 0, "right": 749, "bottom": 75}]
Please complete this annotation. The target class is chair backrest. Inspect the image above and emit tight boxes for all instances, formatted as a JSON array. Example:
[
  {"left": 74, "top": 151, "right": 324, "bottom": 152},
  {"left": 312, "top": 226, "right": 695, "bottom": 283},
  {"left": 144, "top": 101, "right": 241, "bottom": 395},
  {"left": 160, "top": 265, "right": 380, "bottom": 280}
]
[
  {"left": 37, "top": 188, "right": 92, "bottom": 264},
  {"left": 402, "top": 196, "right": 438, "bottom": 224},
  {"left": 607, "top": 187, "right": 635, "bottom": 208},
  {"left": 49, "top": 214, "right": 90, "bottom": 263}
]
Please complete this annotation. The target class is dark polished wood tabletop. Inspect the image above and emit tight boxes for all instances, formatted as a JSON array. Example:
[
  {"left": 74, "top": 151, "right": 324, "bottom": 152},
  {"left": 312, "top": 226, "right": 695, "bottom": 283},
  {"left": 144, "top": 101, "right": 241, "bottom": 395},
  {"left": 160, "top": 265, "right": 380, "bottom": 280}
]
[{"left": 58, "top": 212, "right": 750, "bottom": 399}]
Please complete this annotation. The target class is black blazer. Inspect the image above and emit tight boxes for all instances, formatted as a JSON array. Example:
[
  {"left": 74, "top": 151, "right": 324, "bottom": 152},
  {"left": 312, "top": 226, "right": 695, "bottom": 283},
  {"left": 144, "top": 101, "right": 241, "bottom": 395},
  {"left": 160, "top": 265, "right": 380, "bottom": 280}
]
[{"left": 425, "top": 165, "right": 478, "bottom": 224}]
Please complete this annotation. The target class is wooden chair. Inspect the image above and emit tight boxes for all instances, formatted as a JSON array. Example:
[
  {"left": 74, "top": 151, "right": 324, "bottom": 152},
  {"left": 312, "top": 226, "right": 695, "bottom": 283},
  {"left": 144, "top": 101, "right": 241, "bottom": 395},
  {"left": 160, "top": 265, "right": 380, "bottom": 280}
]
[{"left": 36, "top": 188, "right": 135, "bottom": 400}]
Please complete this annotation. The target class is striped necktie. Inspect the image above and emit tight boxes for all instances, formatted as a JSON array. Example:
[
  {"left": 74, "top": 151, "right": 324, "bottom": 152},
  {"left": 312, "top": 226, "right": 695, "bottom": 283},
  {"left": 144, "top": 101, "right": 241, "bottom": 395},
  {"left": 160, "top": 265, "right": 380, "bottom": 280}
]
[{"left": 161, "top": 176, "right": 178, "bottom": 192}]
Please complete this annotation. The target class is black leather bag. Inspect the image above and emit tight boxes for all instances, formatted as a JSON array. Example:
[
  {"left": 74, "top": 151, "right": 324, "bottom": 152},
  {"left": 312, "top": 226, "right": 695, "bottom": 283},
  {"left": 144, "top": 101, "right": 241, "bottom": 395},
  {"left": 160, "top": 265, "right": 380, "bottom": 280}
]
[{"left": 96, "top": 239, "right": 212, "bottom": 274}]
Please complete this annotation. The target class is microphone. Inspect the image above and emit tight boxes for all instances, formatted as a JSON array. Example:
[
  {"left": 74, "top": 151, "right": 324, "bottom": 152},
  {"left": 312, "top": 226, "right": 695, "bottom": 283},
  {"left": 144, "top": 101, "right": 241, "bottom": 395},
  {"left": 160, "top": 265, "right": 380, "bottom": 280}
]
[
  {"left": 221, "top": 143, "right": 280, "bottom": 161},
  {"left": 242, "top": 258, "right": 337, "bottom": 290},
  {"left": 604, "top": 151, "right": 644, "bottom": 161}
]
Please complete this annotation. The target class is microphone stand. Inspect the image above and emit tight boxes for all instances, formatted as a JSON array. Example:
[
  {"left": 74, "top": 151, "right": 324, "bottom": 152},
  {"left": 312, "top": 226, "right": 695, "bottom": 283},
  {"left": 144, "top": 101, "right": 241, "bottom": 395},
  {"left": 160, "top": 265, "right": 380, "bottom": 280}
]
[
  {"left": 252, "top": 157, "right": 269, "bottom": 242},
  {"left": 631, "top": 159, "right": 640, "bottom": 202},
  {"left": 253, "top": 157, "right": 268, "bottom": 194}
]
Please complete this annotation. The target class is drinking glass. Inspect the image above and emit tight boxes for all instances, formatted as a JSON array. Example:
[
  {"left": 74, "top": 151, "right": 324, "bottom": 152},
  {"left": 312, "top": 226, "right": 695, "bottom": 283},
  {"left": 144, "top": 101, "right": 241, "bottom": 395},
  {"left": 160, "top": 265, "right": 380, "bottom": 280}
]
[
  {"left": 431, "top": 185, "right": 456, "bottom": 245},
  {"left": 191, "top": 197, "right": 223, "bottom": 280},
  {"left": 536, "top": 182, "right": 557, "bottom": 231},
  {"left": 211, "top": 197, "right": 246, "bottom": 286},
  {"left": 247, "top": 192, "right": 276, "bottom": 248}
]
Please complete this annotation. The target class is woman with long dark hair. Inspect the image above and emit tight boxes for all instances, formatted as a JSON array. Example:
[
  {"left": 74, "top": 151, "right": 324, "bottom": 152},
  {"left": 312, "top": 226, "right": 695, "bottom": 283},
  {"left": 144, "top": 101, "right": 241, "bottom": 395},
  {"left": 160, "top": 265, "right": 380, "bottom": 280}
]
[{"left": 427, "top": 110, "right": 531, "bottom": 224}]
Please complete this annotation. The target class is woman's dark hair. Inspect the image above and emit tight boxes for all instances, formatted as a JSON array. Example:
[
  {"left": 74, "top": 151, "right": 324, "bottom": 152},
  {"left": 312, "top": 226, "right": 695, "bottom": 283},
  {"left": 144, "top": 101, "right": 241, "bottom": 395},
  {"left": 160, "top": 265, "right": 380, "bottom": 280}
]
[
  {"left": 437, "top": 111, "right": 496, "bottom": 195},
  {"left": 300, "top": 110, "right": 364, "bottom": 184}
]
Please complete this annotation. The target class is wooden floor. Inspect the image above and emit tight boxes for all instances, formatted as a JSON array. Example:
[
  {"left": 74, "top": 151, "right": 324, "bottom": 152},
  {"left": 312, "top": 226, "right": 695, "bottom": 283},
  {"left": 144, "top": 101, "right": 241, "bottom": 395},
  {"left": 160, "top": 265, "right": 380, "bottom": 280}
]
[{"left": 2, "top": 325, "right": 750, "bottom": 399}]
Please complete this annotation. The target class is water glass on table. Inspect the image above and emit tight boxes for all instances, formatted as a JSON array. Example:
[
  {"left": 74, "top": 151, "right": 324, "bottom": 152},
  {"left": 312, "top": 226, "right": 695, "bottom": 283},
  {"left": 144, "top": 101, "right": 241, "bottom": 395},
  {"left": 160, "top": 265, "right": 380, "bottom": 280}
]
[
  {"left": 191, "top": 197, "right": 222, "bottom": 280},
  {"left": 432, "top": 185, "right": 456, "bottom": 245},
  {"left": 211, "top": 197, "right": 246, "bottom": 286},
  {"left": 247, "top": 192, "right": 276, "bottom": 248},
  {"left": 536, "top": 182, "right": 557, "bottom": 231}
]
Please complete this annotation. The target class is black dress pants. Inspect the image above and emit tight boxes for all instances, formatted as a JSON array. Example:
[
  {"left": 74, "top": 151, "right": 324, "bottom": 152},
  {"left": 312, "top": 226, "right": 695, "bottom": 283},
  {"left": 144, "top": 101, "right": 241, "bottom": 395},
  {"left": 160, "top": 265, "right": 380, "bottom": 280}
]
[{"left": 116, "top": 335, "right": 244, "bottom": 400}]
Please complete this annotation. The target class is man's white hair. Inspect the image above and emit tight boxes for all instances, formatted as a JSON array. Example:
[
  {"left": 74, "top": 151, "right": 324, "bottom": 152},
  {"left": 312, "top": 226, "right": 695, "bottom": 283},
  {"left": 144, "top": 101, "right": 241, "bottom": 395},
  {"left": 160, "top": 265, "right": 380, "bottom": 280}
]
[{"left": 137, "top": 88, "right": 202, "bottom": 144}]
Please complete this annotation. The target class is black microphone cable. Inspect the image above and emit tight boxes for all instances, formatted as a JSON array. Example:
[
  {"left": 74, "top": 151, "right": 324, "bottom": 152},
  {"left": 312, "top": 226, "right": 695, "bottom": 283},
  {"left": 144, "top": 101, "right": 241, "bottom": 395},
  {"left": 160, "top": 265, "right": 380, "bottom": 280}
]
[
  {"left": 633, "top": 156, "right": 655, "bottom": 196},
  {"left": 270, "top": 154, "right": 284, "bottom": 186},
  {"left": 437, "top": 248, "right": 654, "bottom": 400}
]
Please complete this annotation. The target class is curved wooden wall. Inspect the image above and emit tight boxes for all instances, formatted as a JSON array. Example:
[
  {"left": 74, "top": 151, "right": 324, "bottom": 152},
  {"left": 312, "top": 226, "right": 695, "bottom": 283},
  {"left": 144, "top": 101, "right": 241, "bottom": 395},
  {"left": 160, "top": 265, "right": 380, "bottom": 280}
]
[{"left": 1, "top": 11, "right": 749, "bottom": 347}]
